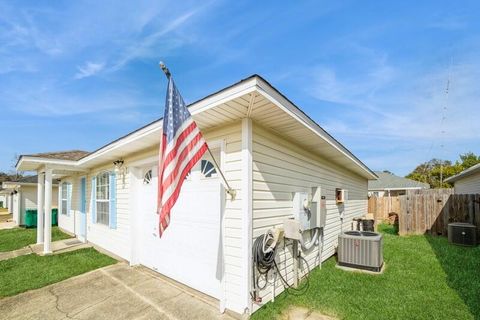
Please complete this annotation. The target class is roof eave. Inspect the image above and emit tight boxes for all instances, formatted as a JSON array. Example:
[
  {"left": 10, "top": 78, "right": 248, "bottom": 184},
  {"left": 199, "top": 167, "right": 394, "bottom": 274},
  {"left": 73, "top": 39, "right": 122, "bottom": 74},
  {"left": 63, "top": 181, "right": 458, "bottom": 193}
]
[
  {"left": 16, "top": 74, "right": 376, "bottom": 180},
  {"left": 16, "top": 156, "right": 80, "bottom": 172},
  {"left": 445, "top": 163, "right": 480, "bottom": 183},
  {"left": 254, "top": 76, "right": 377, "bottom": 180}
]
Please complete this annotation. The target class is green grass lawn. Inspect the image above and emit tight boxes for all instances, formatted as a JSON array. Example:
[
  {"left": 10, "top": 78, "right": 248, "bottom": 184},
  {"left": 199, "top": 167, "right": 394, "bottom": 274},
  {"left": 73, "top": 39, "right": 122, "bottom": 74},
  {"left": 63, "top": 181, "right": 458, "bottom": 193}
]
[
  {"left": 252, "top": 225, "right": 480, "bottom": 320},
  {"left": 0, "top": 248, "right": 117, "bottom": 297},
  {"left": 0, "top": 227, "right": 72, "bottom": 252}
]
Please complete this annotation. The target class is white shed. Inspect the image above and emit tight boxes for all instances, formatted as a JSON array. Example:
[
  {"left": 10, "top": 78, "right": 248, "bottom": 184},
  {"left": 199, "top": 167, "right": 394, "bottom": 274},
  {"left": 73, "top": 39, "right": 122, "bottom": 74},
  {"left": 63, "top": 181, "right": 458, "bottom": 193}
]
[{"left": 16, "top": 75, "right": 376, "bottom": 316}]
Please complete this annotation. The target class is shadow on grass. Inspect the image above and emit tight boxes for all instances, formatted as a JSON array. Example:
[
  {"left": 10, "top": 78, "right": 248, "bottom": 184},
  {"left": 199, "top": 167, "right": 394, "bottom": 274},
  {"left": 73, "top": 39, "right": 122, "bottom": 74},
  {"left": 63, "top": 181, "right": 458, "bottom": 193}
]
[{"left": 426, "top": 235, "right": 480, "bottom": 319}]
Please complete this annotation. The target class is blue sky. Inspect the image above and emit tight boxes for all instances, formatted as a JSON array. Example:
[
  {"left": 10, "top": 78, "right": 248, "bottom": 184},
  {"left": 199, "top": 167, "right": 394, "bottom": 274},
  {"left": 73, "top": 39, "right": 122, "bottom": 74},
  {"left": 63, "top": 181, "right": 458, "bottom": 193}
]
[{"left": 1, "top": 0, "right": 479, "bottom": 176}]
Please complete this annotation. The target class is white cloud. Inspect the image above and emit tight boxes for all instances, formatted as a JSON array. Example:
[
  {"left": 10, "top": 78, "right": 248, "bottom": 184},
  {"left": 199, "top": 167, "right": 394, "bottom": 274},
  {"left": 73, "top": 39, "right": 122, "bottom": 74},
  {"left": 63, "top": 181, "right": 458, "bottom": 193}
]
[
  {"left": 108, "top": 10, "right": 199, "bottom": 72},
  {"left": 306, "top": 50, "right": 480, "bottom": 175},
  {"left": 74, "top": 61, "right": 105, "bottom": 79}
]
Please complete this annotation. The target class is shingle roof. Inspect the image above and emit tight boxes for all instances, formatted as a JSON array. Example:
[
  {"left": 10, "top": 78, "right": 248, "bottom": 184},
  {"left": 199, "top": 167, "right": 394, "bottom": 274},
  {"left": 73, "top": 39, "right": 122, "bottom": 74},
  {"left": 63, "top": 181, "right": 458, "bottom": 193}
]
[
  {"left": 368, "top": 171, "right": 430, "bottom": 190},
  {"left": 7, "top": 175, "right": 60, "bottom": 185},
  {"left": 24, "top": 150, "right": 90, "bottom": 161},
  {"left": 18, "top": 175, "right": 38, "bottom": 183}
]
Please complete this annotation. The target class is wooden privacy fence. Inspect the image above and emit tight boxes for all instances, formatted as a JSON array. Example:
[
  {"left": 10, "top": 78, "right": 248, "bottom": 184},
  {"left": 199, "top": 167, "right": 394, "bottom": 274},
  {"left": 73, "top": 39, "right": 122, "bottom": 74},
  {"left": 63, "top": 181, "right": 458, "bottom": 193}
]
[{"left": 368, "top": 189, "right": 480, "bottom": 238}]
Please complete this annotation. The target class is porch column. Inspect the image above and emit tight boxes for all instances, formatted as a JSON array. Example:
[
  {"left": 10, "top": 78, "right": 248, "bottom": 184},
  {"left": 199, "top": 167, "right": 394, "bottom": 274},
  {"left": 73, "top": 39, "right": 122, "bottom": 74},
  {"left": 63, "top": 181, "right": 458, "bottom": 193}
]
[
  {"left": 43, "top": 168, "right": 52, "bottom": 254},
  {"left": 36, "top": 172, "right": 45, "bottom": 244}
]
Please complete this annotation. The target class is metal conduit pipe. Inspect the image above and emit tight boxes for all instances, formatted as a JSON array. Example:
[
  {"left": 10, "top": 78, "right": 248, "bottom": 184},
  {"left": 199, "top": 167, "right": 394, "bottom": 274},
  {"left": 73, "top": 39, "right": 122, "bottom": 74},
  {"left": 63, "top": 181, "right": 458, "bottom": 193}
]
[{"left": 299, "top": 227, "right": 320, "bottom": 251}]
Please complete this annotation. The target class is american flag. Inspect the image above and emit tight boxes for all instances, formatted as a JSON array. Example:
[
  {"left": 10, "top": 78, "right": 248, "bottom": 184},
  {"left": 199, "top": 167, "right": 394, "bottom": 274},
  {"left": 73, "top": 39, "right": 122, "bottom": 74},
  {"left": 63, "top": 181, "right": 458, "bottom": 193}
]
[{"left": 157, "top": 76, "right": 208, "bottom": 237}]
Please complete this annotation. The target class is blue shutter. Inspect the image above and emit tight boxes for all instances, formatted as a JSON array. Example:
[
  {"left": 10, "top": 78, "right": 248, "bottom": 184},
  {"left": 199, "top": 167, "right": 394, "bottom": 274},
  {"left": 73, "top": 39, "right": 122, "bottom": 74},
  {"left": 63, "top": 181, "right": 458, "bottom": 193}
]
[
  {"left": 91, "top": 176, "right": 96, "bottom": 223},
  {"left": 67, "top": 183, "right": 72, "bottom": 216},
  {"left": 109, "top": 172, "right": 117, "bottom": 229}
]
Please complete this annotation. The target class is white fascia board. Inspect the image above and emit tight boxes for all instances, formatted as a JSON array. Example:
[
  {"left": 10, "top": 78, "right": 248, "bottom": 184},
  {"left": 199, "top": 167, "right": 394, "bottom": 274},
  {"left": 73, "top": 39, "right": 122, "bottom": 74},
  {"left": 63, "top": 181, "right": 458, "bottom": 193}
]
[
  {"left": 444, "top": 163, "right": 480, "bottom": 183},
  {"left": 2, "top": 182, "right": 20, "bottom": 189},
  {"left": 16, "top": 157, "right": 79, "bottom": 172},
  {"left": 384, "top": 187, "right": 425, "bottom": 191},
  {"left": 255, "top": 78, "right": 376, "bottom": 180},
  {"left": 78, "top": 120, "right": 162, "bottom": 166}
]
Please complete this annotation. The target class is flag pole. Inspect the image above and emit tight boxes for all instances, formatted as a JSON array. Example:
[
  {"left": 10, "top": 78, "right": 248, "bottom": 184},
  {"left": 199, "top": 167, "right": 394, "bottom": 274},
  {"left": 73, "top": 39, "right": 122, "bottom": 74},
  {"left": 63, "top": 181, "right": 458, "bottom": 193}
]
[{"left": 158, "top": 61, "right": 236, "bottom": 200}]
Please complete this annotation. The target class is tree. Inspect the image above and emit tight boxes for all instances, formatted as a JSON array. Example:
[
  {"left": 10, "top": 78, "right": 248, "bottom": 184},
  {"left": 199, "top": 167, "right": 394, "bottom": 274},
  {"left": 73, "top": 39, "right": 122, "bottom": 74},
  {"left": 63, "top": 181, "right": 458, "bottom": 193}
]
[
  {"left": 457, "top": 152, "right": 480, "bottom": 170},
  {"left": 405, "top": 152, "right": 480, "bottom": 189}
]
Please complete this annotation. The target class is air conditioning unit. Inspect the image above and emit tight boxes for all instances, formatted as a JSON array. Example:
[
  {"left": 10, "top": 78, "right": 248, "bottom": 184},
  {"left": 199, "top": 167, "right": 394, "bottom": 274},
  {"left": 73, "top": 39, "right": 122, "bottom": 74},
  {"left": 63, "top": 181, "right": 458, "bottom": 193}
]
[
  {"left": 337, "top": 231, "right": 383, "bottom": 272},
  {"left": 448, "top": 223, "right": 477, "bottom": 246}
]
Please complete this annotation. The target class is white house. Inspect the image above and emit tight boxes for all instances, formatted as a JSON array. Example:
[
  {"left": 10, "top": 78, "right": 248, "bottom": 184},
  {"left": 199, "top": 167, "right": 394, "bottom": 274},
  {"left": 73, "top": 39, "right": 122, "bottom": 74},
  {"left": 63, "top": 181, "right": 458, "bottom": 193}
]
[
  {"left": 368, "top": 171, "right": 430, "bottom": 197},
  {"left": 2, "top": 176, "right": 59, "bottom": 226},
  {"left": 0, "top": 189, "right": 7, "bottom": 209},
  {"left": 16, "top": 75, "right": 376, "bottom": 316},
  {"left": 445, "top": 163, "right": 480, "bottom": 194}
]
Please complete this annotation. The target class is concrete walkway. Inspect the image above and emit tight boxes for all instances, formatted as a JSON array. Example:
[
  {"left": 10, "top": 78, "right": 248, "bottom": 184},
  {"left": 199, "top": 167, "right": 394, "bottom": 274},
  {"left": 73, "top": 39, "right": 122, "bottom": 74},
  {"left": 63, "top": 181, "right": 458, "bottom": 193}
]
[
  {"left": 0, "top": 238, "right": 90, "bottom": 261},
  {"left": 0, "top": 263, "right": 238, "bottom": 320},
  {"left": 0, "top": 212, "right": 15, "bottom": 229}
]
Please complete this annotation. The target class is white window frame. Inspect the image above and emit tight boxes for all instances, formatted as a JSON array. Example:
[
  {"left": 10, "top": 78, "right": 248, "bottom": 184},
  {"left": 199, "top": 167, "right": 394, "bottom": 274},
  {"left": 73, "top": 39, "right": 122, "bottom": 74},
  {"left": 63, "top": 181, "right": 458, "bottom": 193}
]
[
  {"left": 61, "top": 182, "right": 69, "bottom": 215},
  {"left": 96, "top": 172, "right": 110, "bottom": 226}
]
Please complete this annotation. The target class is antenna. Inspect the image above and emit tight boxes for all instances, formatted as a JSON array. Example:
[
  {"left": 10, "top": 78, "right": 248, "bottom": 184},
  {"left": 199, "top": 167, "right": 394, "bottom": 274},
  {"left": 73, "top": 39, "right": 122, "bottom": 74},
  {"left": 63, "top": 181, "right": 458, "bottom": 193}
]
[{"left": 439, "top": 57, "right": 452, "bottom": 186}]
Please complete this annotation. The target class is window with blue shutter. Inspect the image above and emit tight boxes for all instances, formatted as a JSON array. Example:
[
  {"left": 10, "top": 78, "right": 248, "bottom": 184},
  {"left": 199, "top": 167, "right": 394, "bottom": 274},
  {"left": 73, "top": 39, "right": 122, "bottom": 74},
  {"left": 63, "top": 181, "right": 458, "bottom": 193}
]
[{"left": 109, "top": 172, "right": 117, "bottom": 229}]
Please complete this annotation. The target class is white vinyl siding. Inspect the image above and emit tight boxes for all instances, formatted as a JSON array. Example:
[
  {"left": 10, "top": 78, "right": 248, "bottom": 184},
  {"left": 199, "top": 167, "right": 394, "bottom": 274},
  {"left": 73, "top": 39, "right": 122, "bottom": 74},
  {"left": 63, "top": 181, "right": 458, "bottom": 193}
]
[
  {"left": 251, "top": 123, "right": 368, "bottom": 310},
  {"left": 96, "top": 172, "right": 110, "bottom": 226},
  {"left": 58, "top": 177, "right": 78, "bottom": 234},
  {"left": 454, "top": 171, "right": 480, "bottom": 194},
  {"left": 203, "top": 122, "right": 244, "bottom": 313}
]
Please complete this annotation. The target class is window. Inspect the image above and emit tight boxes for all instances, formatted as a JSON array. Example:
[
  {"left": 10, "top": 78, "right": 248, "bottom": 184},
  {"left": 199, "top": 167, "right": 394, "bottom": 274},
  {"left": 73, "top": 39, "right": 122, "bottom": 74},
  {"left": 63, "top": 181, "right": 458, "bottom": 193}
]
[
  {"left": 96, "top": 172, "right": 110, "bottom": 225},
  {"left": 201, "top": 160, "right": 217, "bottom": 178},
  {"left": 143, "top": 169, "right": 152, "bottom": 185},
  {"left": 61, "top": 182, "right": 69, "bottom": 215}
]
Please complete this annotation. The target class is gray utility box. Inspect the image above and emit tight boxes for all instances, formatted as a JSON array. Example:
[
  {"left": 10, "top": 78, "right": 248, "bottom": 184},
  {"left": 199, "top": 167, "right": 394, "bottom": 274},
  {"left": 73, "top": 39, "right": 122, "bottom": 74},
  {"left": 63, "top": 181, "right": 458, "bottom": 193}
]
[
  {"left": 448, "top": 223, "right": 477, "bottom": 246},
  {"left": 337, "top": 231, "right": 383, "bottom": 272}
]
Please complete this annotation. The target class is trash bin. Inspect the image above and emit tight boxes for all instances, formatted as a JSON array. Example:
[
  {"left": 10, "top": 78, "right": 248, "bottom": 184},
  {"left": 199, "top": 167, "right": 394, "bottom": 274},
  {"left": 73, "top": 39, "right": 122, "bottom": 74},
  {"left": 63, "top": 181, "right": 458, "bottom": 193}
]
[
  {"left": 25, "top": 209, "right": 38, "bottom": 228},
  {"left": 52, "top": 208, "right": 58, "bottom": 226},
  {"left": 362, "top": 219, "right": 375, "bottom": 232}
]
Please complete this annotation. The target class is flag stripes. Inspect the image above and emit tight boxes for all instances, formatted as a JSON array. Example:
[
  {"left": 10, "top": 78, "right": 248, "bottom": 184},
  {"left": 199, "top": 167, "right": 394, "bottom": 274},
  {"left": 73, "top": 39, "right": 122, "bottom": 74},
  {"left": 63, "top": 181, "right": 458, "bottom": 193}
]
[{"left": 157, "top": 76, "right": 207, "bottom": 237}]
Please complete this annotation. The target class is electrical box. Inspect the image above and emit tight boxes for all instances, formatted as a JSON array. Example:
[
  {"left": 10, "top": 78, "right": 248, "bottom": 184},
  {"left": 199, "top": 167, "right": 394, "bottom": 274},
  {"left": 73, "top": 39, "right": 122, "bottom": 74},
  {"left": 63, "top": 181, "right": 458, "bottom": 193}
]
[
  {"left": 312, "top": 187, "right": 327, "bottom": 228},
  {"left": 284, "top": 188, "right": 326, "bottom": 240},
  {"left": 292, "top": 192, "right": 313, "bottom": 231},
  {"left": 291, "top": 189, "right": 326, "bottom": 231},
  {"left": 283, "top": 219, "right": 302, "bottom": 240}
]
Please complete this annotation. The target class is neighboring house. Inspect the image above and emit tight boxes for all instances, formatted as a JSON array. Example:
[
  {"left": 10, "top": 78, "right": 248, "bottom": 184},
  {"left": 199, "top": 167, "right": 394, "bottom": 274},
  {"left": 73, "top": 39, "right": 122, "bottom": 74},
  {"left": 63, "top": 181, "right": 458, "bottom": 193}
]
[
  {"left": 445, "top": 163, "right": 480, "bottom": 194},
  {"left": 16, "top": 75, "right": 376, "bottom": 316},
  {"left": 368, "top": 171, "right": 430, "bottom": 197},
  {"left": 0, "top": 189, "right": 7, "bottom": 208},
  {"left": 2, "top": 175, "right": 59, "bottom": 226}
]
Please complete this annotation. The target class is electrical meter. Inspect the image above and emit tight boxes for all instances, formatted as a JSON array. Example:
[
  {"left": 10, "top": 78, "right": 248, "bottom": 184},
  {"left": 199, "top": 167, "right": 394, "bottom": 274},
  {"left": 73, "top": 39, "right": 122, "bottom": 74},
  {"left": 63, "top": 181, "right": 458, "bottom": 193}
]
[{"left": 284, "top": 188, "right": 327, "bottom": 240}]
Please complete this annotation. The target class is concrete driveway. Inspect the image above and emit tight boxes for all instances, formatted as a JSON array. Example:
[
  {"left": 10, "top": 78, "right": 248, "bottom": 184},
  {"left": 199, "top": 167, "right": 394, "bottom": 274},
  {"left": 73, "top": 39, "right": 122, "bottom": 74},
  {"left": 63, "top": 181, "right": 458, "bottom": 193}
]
[{"left": 0, "top": 263, "right": 238, "bottom": 320}]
